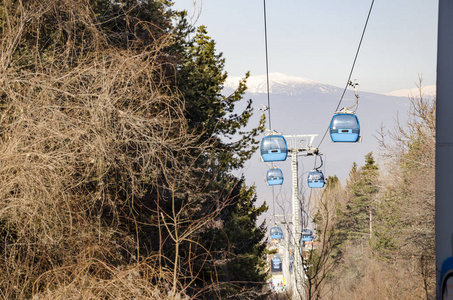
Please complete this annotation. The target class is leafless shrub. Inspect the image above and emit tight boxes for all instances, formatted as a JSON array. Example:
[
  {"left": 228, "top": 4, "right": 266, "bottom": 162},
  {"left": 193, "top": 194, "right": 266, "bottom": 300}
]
[
  {"left": 311, "top": 78, "right": 436, "bottom": 299},
  {"left": 312, "top": 80, "right": 436, "bottom": 300},
  {"left": 376, "top": 78, "right": 436, "bottom": 298},
  {"left": 331, "top": 247, "right": 427, "bottom": 300},
  {"left": 307, "top": 179, "right": 349, "bottom": 300}
]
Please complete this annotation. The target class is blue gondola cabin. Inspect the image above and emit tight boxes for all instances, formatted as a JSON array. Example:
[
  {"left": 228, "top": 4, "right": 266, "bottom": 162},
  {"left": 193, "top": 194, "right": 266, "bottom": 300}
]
[
  {"left": 301, "top": 228, "right": 313, "bottom": 245},
  {"left": 272, "top": 254, "right": 282, "bottom": 271},
  {"left": 266, "top": 168, "right": 284, "bottom": 186},
  {"left": 260, "top": 135, "right": 288, "bottom": 162},
  {"left": 270, "top": 226, "right": 283, "bottom": 240},
  {"left": 308, "top": 170, "right": 325, "bottom": 188},
  {"left": 330, "top": 113, "right": 360, "bottom": 142}
]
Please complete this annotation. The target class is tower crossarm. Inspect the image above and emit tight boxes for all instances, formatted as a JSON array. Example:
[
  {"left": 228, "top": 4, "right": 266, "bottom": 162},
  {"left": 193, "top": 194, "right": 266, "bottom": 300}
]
[{"left": 283, "top": 134, "right": 319, "bottom": 157}]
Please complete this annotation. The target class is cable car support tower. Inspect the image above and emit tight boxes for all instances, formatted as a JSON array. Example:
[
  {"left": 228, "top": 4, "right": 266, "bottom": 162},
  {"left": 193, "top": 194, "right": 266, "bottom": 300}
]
[{"left": 285, "top": 134, "right": 318, "bottom": 300}]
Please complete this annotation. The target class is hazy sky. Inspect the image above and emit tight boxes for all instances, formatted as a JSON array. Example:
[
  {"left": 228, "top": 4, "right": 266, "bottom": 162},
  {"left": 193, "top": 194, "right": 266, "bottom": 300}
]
[{"left": 172, "top": 0, "right": 438, "bottom": 94}]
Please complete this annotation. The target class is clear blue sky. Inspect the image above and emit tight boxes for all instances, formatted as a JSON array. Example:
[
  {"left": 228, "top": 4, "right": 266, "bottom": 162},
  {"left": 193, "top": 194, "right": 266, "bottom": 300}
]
[{"left": 172, "top": 0, "right": 438, "bottom": 94}]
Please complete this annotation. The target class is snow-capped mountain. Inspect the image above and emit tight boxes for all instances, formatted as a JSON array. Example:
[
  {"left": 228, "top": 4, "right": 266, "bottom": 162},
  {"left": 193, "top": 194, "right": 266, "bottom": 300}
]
[
  {"left": 385, "top": 85, "right": 436, "bottom": 98},
  {"left": 225, "top": 73, "right": 435, "bottom": 100},
  {"left": 225, "top": 73, "right": 342, "bottom": 96}
]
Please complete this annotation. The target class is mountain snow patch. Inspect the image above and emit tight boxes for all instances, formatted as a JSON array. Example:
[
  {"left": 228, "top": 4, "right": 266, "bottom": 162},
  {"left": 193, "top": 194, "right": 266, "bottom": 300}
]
[
  {"left": 385, "top": 85, "right": 436, "bottom": 98},
  {"left": 224, "top": 73, "right": 337, "bottom": 95}
]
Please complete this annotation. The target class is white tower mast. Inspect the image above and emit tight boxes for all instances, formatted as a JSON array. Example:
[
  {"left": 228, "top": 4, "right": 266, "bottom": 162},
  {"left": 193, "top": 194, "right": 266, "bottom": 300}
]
[{"left": 285, "top": 134, "right": 318, "bottom": 300}]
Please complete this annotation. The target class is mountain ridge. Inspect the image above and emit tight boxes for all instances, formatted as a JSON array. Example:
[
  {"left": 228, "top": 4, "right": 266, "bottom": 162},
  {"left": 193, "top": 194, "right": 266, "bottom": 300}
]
[
  {"left": 225, "top": 73, "right": 435, "bottom": 98},
  {"left": 225, "top": 73, "right": 341, "bottom": 96}
]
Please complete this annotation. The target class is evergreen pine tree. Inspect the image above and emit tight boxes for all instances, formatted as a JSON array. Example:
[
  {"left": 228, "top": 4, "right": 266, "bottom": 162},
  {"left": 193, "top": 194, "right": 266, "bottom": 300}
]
[
  {"left": 169, "top": 18, "right": 269, "bottom": 296},
  {"left": 345, "top": 152, "right": 380, "bottom": 241},
  {"left": 217, "top": 178, "right": 268, "bottom": 297},
  {"left": 176, "top": 25, "right": 265, "bottom": 170}
]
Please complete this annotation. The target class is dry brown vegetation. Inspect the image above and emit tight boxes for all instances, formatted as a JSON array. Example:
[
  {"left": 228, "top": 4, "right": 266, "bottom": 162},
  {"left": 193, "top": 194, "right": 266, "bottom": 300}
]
[{"left": 0, "top": 1, "right": 238, "bottom": 298}]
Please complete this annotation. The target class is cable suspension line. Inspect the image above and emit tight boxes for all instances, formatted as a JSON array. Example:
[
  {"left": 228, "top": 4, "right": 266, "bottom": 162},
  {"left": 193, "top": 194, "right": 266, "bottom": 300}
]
[
  {"left": 263, "top": 0, "right": 272, "bottom": 130},
  {"left": 262, "top": 0, "right": 279, "bottom": 226},
  {"left": 335, "top": 0, "right": 375, "bottom": 112},
  {"left": 317, "top": 0, "right": 375, "bottom": 148}
]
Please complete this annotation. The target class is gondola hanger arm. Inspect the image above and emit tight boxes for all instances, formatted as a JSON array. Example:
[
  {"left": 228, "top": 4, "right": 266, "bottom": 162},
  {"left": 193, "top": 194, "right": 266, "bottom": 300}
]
[
  {"left": 315, "top": 154, "right": 324, "bottom": 170},
  {"left": 336, "top": 79, "right": 360, "bottom": 114}
]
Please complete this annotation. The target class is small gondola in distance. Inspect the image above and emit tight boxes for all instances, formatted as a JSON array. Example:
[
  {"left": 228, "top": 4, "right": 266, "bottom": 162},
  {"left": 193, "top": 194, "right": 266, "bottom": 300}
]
[
  {"left": 266, "top": 168, "right": 284, "bottom": 186},
  {"left": 307, "top": 169, "right": 325, "bottom": 188},
  {"left": 270, "top": 226, "right": 283, "bottom": 240},
  {"left": 260, "top": 135, "right": 288, "bottom": 162},
  {"left": 272, "top": 253, "right": 282, "bottom": 270},
  {"left": 330, "top": 113, "right": 360, "bottom": 143},
  {"left": 301, "top": 228, "right": 313, "bottom": 244}
]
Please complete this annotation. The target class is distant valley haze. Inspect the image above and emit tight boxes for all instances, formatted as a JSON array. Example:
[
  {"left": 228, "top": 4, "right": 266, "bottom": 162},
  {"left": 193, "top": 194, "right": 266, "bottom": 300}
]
[{"left": 224, "top": 73, "right": 434, "bottom": 222}]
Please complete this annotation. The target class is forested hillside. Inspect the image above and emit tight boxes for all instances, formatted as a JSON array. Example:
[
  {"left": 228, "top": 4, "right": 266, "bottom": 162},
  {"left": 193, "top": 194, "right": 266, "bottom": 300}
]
[
  {"left": 308, "top": 85, "right": 436, "bottom": 299},
  {"left": 0, "top": 1, "right": 437, "bottom": 299},
  {"left": 0, "top": 1, "right": 269, "bottom": 299}
]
